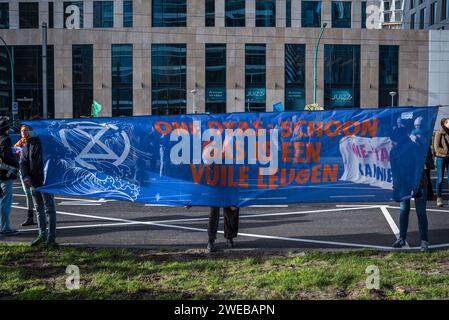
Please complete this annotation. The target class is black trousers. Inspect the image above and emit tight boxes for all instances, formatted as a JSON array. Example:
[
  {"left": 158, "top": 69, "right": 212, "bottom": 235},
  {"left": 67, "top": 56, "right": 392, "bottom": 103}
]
[{"left": 208, "top": 207, "right": 240, "bottom": 241}]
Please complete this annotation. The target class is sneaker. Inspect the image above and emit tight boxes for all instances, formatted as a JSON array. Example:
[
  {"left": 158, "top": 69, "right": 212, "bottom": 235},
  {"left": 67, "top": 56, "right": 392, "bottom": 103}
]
[
  {"left": 226, "top": 238, "right": 235, "bottom": 248},
  {"left": 392, "top": 238, "right": 406, "bottom": 248},
  {"left": 21, "top": 216, "right": 36, "bottom": 227},
  {"left": 206, "top": 240, "right": 216, "bottom": 253},
  {"left": 437, "top": 197, "right": 444, "bottom": 207},
  {"left": 0, "top": 229, "right": 19, "bottom": 236},
  {"left": 420, "top": 241, "right": 430, "bottom": 252},
  {"left": 31, "top": 235, "right": 46, "bottom": 247}
]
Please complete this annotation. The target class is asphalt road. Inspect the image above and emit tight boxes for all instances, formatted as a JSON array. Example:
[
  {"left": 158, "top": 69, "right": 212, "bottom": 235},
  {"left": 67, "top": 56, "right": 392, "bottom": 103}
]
[{"left": 1, "top": 180, "right": 449, "bottom": 252}]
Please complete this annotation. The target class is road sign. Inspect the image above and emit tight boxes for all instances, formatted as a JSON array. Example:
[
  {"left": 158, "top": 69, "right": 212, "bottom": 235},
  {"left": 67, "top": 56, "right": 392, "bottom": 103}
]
[
  {"left": 12, "top": 102, "right": 18, "bottom": 115},
  {"left": 273, "top": 101, "right": 284, "bottom": 112}
]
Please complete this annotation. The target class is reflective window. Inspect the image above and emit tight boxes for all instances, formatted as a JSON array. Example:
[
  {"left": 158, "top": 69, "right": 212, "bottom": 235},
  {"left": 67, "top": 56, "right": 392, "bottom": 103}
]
[
  {"left": 379, "top": 45, "right": 399, "bottom": 107},
  {"left": 332, "top": 1, "right": 351, "bottom": 28},
  {"left": 206, "top": 44, "right": 226, "bottom": 114},
  {"left": 19, "top": 2, "right": 39, "bottom": 29},
  {"left": 419, "top": 7, "right": 426, "bottom": 29},
  {"left": 0, "top": 46, "right": 55, "bottom": 119},
  {"left": 410, "top": 12, "right": 415, "bottom": 29},
  {"left": 123, "top": 0, "right": 133, "bottom": 28},
  {"left": 49, "top": 2, "right": 54, "bottom": 28},
  {"left": 245, "top": 44, "right": 266, "bottom": 112},
  {"left": 151, "top": 44, "right": 186, "bottom": 115},
  {"left": 112, "top": 44, "right": 133, "bottom": 117},
  {"left": 285, "top": 44, "right": 306, "bottom": 111},
  {"left": 286, "top": 0, "right": 291, "bottom": 27},
  {"left": 324, "top": 45, "right": 360, "bottom": 109},
  {"left": 64, "top": 1, "right": 84, "bottom": 29},
  {"left": 256, "top": 0, "right": 276, "bottom": 27},
  {"left": 361, "top": 1, "right": 366, "bottom": 28},
  {"left": 430, "top": 2, "right": 436, "bottom": 25},
  {"left": 0, "top": 3, "right": 8, "bottom": 29},
  {"left": 442, "top": 0, "right": 447, "bottom": 21},
  {"left": 445, "top": 0, "right": 449, "bottom": 21},
  {"left": 152, "top": 0, "right": 187, "bottom": 27},
  {"left": 225, "top": 0, "right": 245, "bottom": 27},
  {"left": 93, "top": 1, "right": 114, "bottom": 28},
  {"left": 301, "top": 1, "right": 321, "bottom": 27},
  {"left": 206, "top": 0, "right": 215, "bottom": 26},
  {"left": 72, "top": 45, "right": 93, "bottom": 118}
]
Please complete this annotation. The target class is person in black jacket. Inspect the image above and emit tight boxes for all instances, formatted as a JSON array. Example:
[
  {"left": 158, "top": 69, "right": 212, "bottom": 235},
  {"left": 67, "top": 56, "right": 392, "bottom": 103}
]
[
  {"left": 20, "top": 131, "right": 57, "bottom": 247},
  {"left": 0, "top": 117, "right": 19, "bottom": 236}
]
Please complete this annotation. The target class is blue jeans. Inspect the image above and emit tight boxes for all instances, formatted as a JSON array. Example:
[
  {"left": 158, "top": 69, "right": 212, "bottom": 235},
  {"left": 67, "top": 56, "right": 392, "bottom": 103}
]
[
  {"left": 399, "top": 186, "right": 428, "bottom": 242},
  {"left": 31, "top": 188, "right": 56, "bottom": 242},
  {"left": 436, "top": 157, "right": 449, "bottom": 197},
  {"left": 0, "top": 180, "right": 13, "bottom": 232},
  {"left": 20, "top": 174, "right": 34, "bottom": 211}
]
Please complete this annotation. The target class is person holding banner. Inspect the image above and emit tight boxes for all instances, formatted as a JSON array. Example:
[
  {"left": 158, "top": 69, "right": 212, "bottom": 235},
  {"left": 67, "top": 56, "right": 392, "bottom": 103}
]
[
  {"left": 392, "top": 152, "right": 432, "bottom": 251},
  {"left": 0, "top": 117, "right": 19, "bottom": 236},
  {"left": 207, "top": 207, "right": 240, "bottom": 252},
  {"left": 185, "top": 206, "right": 240, "bottom": 252},
  {"left": 433, "top": 118, "right": 449, "bottom": 207},
  {"left": 14, "top": 125, "right": 36, "bottom": 226},
  {"left": 20, "top": 128, "right": 58, "bottom": 247}
]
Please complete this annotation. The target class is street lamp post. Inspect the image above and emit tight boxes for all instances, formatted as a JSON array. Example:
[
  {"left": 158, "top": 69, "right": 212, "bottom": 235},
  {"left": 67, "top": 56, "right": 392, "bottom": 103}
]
[
  {"left": 389, "top": 91, "right": 397, "bottom": 107},
  {"left": 313, "top": 23, "right": 327, "bottom": 106},
  {"left": 0, "top": 36, "right": 15, "bottom": 123}
]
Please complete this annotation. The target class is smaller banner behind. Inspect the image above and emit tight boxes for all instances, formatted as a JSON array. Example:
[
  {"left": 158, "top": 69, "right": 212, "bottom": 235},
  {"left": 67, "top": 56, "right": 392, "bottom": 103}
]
[{"left": 25, "top": 107, "right": 438, "bottom": 207}]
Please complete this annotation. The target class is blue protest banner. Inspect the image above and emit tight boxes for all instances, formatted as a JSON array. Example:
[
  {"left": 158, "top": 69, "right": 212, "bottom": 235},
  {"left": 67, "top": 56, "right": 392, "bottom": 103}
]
[{"left": 25, "top": 107, "right": 438, "bottom": 207}]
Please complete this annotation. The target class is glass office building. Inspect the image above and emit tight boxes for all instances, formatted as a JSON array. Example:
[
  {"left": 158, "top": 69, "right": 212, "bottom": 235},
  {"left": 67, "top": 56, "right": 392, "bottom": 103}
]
[{"left": 0, "top": 0, "right": 435, "bottom": 118}]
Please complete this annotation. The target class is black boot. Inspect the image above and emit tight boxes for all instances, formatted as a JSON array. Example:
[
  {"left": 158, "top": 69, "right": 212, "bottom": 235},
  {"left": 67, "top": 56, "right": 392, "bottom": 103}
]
[{"left": 21, "top": 210, "right": 36, "bottom": 226}]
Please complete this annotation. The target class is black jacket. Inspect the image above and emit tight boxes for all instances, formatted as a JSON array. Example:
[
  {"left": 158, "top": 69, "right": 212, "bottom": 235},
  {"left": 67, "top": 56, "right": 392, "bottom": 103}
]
[
  {"left": 0, "top": 132, "right": 19, "bottom": 180},
  {"left": 20, "top": 137, "right": 45, "bottom": 188}
]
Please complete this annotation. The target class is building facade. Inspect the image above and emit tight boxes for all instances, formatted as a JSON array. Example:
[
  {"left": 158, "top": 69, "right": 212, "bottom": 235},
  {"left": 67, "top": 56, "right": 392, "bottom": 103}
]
[
  {"left": 403, "top": 0, "right": 449, "bottom": 30},
  {"left": 0, "top": 0, "right": 445, "bottom": 120}
]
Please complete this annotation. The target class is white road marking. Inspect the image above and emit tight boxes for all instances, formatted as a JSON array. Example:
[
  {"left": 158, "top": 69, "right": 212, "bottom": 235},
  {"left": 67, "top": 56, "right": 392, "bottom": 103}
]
[
  {"left": 58, "top": 201, "right": 102, "bottom": 206},
  {"left": 330, "top": 195, "right": 376, "bottom": 198},
  {"left": 11, "top": 204, "right": 398, "bottom": 250},
  {"left": 336, "top": 204, "right": 382, "bottom": 207},
  {"left": 18, "top": 222, "right": 137, "bottom": 232},
  {"left": 13, "top": 193, "right": 110, "bottom": 203},
  {"left": 248, "top": 205, "right": 289, "bottom": 208},
  {"left": 380, "top": 206, "right": 410, "bottom": 248},
  {"left": 388, "top": 206, "right": 449, "bottom": 213}
]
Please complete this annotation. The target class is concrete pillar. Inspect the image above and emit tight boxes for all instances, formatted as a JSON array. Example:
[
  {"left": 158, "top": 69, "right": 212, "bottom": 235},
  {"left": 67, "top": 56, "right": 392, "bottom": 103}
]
[
  {"left": 361, "top": 43, "right": 378, "bottom": 108},
  {"left": 93, "top": 43, "right": 112, "bottom": 116},
  {"left": 39, "top": 0, "right": 49, "bottom": 26},
  {"left": 277, "top": 0, "right": 286, "bottom": 28},
  {"left": 54, "top": 43, "right": 73, "bottom": 118},
  {"left": 84, "top": 0, "right": 93, "bottom": 29},
  {"left": 9, "top": 0, "right": 19, "bottom": 29},
  {"left": 114, "top": 0, "right": 123, "bottom": 29},
  {"left": 291, "top": 0, "right": 301, "bottom": 27},
  {"left": 227, "top": 42, "right": 245, "bottom": 113},
  {"left": 322, "top": 0, "right": 332, "bottom": 27},
  {"left": 266, "top": 43, "right": 284, "bottom": 111},
  {"left": 216, "top": 0, "right": 225, "bottom": 27},
  {"left": 247, "top": 0, "right": 256, "bottom": 27},
  {"left": 188, "top": 0, "right": 204, "bottom": 27},
  {"left": 187, "top": 42, "right": 205, "bottom": 114}
]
